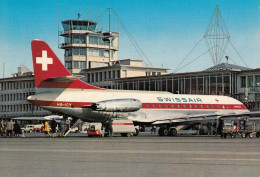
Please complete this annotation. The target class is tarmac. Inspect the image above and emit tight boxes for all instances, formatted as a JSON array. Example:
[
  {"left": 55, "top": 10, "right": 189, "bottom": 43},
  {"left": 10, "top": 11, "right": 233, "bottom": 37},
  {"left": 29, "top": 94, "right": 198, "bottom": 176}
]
[{"left": 0, "top": 132, "right": 260, "bottom": 177}]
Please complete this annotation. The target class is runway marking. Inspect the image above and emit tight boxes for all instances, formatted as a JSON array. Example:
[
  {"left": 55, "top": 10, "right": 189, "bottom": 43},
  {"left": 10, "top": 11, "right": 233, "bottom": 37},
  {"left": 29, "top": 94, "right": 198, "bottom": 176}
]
[
  {"left": 0, "top": 148, "right": 260, "bottom": 156},
  {"left": 187, "top": 158, "right": 260, "bottom": 162}
]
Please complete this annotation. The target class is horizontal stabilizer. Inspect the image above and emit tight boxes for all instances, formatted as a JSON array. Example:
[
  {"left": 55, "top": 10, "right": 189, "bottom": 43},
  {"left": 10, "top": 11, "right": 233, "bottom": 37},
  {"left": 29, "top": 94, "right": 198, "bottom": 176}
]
[{"left": 44, "top": 75, "right": 83, "bottom": 82}]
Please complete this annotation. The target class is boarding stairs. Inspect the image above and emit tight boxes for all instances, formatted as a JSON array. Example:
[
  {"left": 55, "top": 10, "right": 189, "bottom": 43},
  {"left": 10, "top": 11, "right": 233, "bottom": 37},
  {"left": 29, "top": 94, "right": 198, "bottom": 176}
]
[{"left": 64, "top": 119, "right": 82, "bottom": 137}]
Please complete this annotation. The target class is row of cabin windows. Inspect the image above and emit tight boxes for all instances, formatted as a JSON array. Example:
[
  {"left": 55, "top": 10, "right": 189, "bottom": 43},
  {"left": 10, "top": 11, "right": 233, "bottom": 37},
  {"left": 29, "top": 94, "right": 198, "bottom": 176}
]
[{"left": 145, "top": 104, "right": 226, "bottom": 109}]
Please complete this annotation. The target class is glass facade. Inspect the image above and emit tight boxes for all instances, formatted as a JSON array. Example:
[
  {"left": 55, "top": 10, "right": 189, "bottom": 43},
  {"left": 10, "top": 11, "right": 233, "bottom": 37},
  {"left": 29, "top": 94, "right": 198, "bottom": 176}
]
[
  {"left": 113, "top": 73, "right": 233, "bottom": 96},
  {"left": 62, "top": 20, "right": 96, "bottom": 32}
]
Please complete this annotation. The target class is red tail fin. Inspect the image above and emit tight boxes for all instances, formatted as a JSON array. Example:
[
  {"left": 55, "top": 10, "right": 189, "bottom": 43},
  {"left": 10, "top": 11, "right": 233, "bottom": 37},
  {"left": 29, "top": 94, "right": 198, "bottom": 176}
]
[{"left": 31, "top": 40, "right": 102, "bottom": 90}]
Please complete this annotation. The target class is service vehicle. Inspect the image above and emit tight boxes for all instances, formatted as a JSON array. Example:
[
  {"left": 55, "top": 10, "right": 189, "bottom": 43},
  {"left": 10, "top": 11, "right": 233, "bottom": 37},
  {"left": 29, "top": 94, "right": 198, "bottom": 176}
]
[
  {"left": 239, "top": 120, "right": 256, "bottom": 138},
  {"left": 87, "top": 123, "right": 105, "bottom": 137},
  {"left": 33, "top": 124, "right": 44, "bottom": 132},
  {"left": 87, "top": 119, "right": 138, "bottom": 137},
  {"left": 220, "top": 120, "right": 238, "bottom": 138}
]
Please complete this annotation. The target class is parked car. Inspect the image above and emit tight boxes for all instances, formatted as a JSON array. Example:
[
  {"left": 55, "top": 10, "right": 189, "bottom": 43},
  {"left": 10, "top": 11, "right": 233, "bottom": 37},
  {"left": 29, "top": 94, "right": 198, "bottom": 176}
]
[{"left": 21, "top": 124, "right": 34, "bottom": 133}]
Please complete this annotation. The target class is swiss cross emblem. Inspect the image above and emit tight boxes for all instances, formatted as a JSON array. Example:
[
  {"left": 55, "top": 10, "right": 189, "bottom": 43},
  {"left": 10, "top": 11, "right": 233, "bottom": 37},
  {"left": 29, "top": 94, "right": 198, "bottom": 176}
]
[{"left": 36, "top": 50, "right": 53, "bottom": 71}]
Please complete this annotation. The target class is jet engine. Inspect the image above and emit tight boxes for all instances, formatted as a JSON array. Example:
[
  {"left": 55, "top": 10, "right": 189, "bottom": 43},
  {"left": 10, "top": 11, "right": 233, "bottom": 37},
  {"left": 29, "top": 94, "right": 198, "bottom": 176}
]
[{"left": 91, "top": 99, "right": 142, "bottom": 112}]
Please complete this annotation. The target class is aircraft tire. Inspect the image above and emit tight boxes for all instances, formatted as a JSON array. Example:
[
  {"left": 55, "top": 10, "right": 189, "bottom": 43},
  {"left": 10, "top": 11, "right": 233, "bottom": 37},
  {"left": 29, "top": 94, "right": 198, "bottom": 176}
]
[
  {"left": 169, "top": 128, "right": 177, "bottom": 136},
  {"left": 223, "top": 134, "right": 227, "bottom": 138},
  {"left": 231, "top": 133, "right": 236, "bottom": 138},
  {"left": 256, "top": 132, "right": 260, "bottom": 138},
  {"left": 158, "top": 128, "right": 164, "bottom": 136},
  {"left": 133, "top": 129, "right": 139, "bottom": 136},
  {"left": 241, "top": 133, "right": 246, "bottom": 138},
  {"left": 163, "top": 129, "right": 169, "bottom": 136},
  {"left": 249, "top": 133, "right": 253, "bottom": 138}
]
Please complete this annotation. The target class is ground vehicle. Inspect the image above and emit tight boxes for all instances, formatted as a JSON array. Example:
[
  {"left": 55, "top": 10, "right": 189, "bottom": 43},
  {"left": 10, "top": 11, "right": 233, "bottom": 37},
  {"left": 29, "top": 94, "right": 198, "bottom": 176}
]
[
  {"left": 220, "top": 120, "right": 237, "bottom": 138},
  {"left": 112, "top": 119, "right": 137, "bottom": 137},
  {"left": 239, "top": 120, "right": 256, "bottom": 138},
  {"left": 220, "top": 119, "right": 260, "bottom": 138},
  {"left": 33, "top": 124, "right": 44, "bottom": 132},
  {"left": 87, "top": 120, "right": 138, "bottom": 137},
  {"left": 21, "top": 124, "right": 35, "bottom": 133},
  {"left": 87, "top": 123, "right": 105, "bottom": 137}
]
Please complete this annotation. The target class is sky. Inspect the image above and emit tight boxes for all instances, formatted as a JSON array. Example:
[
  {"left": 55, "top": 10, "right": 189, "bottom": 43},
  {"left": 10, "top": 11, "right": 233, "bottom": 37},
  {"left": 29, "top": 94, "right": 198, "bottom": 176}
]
[{"left": 0, "top": 0, "right": 259, "bottom": 77}]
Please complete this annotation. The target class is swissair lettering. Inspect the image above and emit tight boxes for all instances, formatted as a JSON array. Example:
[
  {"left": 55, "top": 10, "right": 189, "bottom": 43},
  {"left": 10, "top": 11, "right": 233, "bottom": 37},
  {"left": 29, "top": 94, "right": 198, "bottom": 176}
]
[{"left": 157, "top": 97, "right": 203, "bottom": 103}]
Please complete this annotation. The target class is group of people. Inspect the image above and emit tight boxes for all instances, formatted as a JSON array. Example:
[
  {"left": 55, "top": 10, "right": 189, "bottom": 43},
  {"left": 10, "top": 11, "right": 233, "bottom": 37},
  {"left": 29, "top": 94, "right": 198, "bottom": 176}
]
[
  {"left": 0, "top": 119, "right": 22, "bottom": 137},
  {"left": 43, "top": 119, "right": 66, "bottom": 137}
]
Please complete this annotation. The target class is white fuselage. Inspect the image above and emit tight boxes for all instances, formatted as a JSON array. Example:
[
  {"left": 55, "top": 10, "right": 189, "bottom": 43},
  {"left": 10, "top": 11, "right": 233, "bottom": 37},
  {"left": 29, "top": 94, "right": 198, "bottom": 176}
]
[{"left": 27, "top": 88, "right": 249, "bottom": 123}]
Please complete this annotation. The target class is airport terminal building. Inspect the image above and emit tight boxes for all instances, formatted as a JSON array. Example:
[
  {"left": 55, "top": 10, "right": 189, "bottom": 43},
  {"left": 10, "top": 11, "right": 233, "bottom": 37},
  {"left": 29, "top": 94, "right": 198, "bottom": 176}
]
[{"left": 0, "top": 66, "right": 50, "bottom": 119}]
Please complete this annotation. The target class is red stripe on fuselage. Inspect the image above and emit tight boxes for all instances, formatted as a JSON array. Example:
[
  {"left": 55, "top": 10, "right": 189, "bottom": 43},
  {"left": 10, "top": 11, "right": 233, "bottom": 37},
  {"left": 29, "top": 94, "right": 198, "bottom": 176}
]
[
  {"left": 141, "top": 103, "right": 248, "bottom": 110},
  {"left": 112, "top": 123, "right": 134, "bottom": 125},
  {"left": 29, "top": 100, "right": 248, "bottom": 110}
]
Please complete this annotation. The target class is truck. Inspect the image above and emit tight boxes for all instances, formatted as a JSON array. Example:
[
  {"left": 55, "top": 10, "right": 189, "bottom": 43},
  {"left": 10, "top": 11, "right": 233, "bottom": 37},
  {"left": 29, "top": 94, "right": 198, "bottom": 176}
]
[
  {"left": 87, "top": 119, "right": 138, "bottom": 137},
  {"left": 220, "top": 120, "right": 237, "bottom": 138}
]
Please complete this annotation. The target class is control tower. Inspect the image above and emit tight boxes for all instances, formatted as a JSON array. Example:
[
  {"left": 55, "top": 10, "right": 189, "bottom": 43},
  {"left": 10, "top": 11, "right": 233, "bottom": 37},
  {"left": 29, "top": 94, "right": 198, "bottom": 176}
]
[{"left": 59, "top": 13, "right": 119, "bottom": 75}]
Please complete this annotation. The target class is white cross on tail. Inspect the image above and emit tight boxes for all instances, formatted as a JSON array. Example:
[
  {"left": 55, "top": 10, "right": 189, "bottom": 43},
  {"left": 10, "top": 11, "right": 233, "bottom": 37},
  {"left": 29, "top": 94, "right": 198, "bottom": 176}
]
[{"left": 36, "top": 50, "right": 53, "bottom": 71}]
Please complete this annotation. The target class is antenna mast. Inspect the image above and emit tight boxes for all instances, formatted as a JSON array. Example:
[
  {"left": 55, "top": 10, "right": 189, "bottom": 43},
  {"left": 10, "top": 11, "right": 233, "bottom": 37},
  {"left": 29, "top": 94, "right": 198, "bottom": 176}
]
[{"left": 204, "top": 5, "right": 230, "bottom": 65}]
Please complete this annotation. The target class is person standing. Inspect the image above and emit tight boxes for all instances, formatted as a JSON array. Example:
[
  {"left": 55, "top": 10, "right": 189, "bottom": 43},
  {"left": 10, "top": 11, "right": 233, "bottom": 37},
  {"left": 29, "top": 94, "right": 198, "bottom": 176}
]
[
  {"left": 44, "top": 121, "right": 51, "bottom": 137},
  {"left": 13, "top": 121, "right": 22, "bottom": 137},
  {"left": 207, "top": 121, "right": 213, "bottom": 135},
  {"left": 0, "top": 119, "right": 4, "bottom": 137},
  {"left": 50, "top": 119, "right": 57, "bottom": 137},
  {"left": 6, "top": 120, "right": 13, "bottom": 137},
  {"left": 60, "top": 119, "right": 66, "bottom": 137}
]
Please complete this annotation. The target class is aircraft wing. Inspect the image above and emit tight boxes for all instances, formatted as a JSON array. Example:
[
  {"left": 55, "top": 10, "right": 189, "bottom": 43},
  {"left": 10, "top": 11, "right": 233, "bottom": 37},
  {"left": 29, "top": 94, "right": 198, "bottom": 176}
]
[
  {"left": 13, "top": 115, "right": 63, "bottom": 121},
  {"left": 151, "top": 111, "right": 260, "bottom": 125}
]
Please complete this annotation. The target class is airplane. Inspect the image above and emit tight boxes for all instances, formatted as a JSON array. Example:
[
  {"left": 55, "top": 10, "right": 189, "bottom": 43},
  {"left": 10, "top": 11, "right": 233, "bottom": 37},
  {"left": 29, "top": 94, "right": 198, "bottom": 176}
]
[{"left": 27, "top": 40, "right": 259, "bottom": 136}]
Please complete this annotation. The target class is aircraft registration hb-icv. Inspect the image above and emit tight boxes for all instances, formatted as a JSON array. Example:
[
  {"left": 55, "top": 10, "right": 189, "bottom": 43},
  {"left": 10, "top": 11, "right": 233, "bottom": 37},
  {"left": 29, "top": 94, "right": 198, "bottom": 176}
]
[{"left": 27, "top": 40, "right": 257, "bottom": 136}]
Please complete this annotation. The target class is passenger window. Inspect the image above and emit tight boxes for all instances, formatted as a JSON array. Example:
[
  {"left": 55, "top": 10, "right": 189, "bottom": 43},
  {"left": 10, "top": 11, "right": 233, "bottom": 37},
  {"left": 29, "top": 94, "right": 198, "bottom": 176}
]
[
  {"left": 217, "top": 105, "right": 220, "bottom": 109},
  {"left": 190, "top": 105, "right": 193, "bottom": 108},
  {"left": 166, "top": 104, "right": 169, "bottom": 108},
  {"left": 153, "top": 104, "right": 156, "bottom": 108},
  {"left": 207, "top": 105, "right": 209, "bottom": 109},
  {"left": 184, "top": 105, "right": 187, "bottom": 108},
  {"left": 172, "top": 105, "right": 175, "bottom": 108},
  {"left": 201, "top": 105, "right": 204, "bottom": 109},
  {"left": 195, "top": 105, "right": 198, "bottom": 109},
  {"left": 159, "top": 104, "right": 162, "bottom": 108},
  {"left": 178, "top": 105, "right": 181, "bottom": 108},
  {"left": 212, "top": 105, "right": 215, "bottom": 109},
  {"left": 146, "top": 104, "right": 150, "bottom": 108}
]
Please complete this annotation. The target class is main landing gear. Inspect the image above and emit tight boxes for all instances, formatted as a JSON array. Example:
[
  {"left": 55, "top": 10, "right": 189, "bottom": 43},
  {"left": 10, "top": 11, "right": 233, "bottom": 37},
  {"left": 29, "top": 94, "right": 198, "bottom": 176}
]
[{"left": 158, "top": 127, "right": 177, "bottom": 136}]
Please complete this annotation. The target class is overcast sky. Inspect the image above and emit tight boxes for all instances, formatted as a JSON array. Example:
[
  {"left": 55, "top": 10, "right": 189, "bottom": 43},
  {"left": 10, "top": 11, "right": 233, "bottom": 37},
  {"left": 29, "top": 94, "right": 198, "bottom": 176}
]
[{"left": 0, "top": 0, "right": 259, "bottom": 77}]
